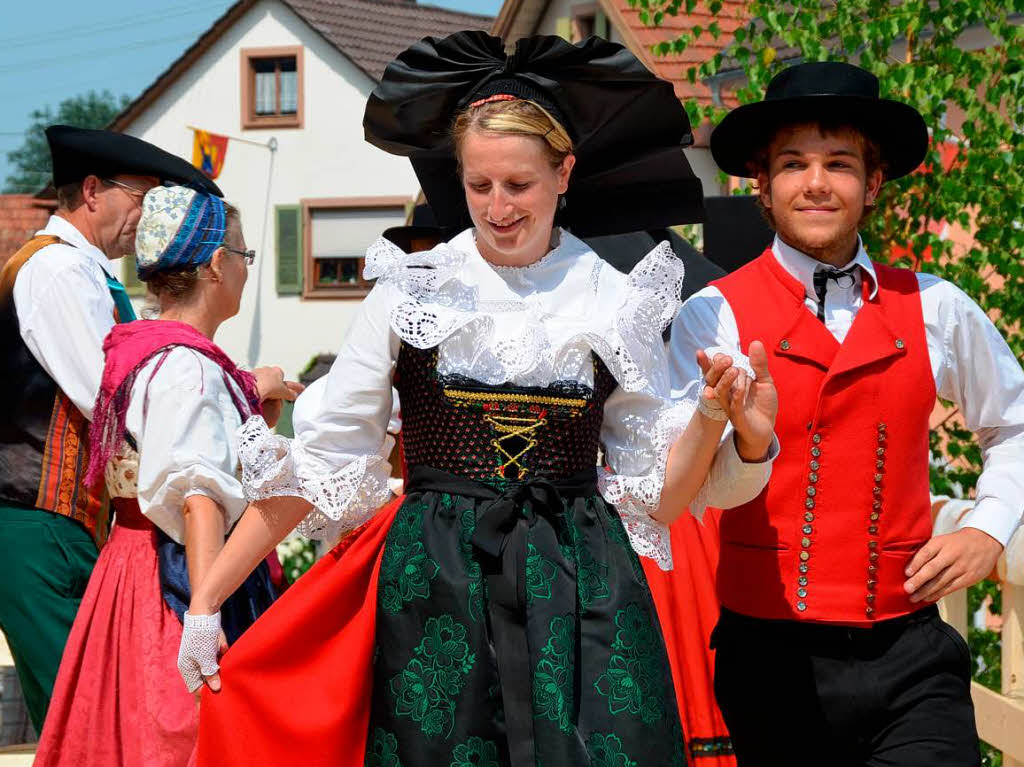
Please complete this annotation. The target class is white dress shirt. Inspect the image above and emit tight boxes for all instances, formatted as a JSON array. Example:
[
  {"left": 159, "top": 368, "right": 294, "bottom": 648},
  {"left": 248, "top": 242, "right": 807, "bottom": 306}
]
[
  {"left": 104, "top": 346, "right": 249, "bottom": 544},
  {"left": 238, "top": 229, "right": 775, "bottom": 569},
  {"left": 671, "top": 234, "right": 1024, "bottom": 546},
  {"left": 12, "top": 215, "right": 119, "bottom": 420}
]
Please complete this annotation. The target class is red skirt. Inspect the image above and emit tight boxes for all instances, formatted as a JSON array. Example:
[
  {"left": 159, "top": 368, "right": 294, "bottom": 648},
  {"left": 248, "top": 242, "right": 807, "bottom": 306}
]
[
  {"left": 196, "top": 498, "right": 732, "bottom": 766},
  {"left": 197, "top": 497, "right": 401, "bottom": 767},
  {"left": 35, "top": 499, "right": 198, "bottom": 767},
  {"left": 644, "top": 509, "right": 736, "bottom": 766}
]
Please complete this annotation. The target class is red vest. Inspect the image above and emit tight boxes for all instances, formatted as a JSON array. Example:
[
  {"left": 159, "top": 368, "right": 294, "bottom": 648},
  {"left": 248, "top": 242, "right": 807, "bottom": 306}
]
[{"left": 712, "top": 249, "right": 935, "bottom": 626}]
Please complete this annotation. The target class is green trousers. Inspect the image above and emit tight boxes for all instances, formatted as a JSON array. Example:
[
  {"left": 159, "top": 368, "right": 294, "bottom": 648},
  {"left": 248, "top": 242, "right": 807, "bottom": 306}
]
[{"left": 0, "top": 504, "right": 98, "bottom": 734}]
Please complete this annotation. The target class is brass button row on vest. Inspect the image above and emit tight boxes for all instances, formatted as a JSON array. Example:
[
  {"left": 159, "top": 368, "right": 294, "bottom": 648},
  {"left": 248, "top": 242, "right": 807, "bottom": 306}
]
[
  {"left": 866, "top": 422, "right": 887, "bottom": 618},
  {"left": 797, "top": 432, "right": 824, "bottom": 613}
]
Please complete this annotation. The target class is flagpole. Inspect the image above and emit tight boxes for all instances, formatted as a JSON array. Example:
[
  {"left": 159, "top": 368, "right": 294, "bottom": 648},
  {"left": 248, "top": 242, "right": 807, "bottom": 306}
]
[{"left": 187, "top": 125, "right": 276, "bottom": 151}]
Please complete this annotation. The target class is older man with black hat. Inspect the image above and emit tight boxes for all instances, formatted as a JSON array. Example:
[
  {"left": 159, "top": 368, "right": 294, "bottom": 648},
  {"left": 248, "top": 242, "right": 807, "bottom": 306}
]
[
  {"left": 0, "top": 125, "right": 222, "bottom": 732},
  {"left": 669, "top": 61, "right": 1024, "bottom": 765}
]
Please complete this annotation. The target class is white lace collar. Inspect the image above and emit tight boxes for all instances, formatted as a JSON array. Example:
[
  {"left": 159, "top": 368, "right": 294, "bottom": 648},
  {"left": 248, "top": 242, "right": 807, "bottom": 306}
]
[{"left": 364, "top": 228, "right": 684, "bottom": 394}]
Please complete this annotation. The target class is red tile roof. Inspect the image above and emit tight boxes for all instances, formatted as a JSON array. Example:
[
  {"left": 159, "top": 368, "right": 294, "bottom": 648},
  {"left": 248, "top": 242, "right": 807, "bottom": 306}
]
[
  {"left": 608, "top": 0, "right": 750, "bottom": 108},
  {"left": 0, "top": 196, "right": 54, "bottom": 265},
  {"left": 287, "top": 0, "right": 493, "bottom": 80}
]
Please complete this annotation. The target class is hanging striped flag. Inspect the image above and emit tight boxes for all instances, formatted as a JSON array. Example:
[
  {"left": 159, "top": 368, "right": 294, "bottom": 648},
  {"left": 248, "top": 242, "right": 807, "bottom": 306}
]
[{"left": 191, "top": 128, "right": 229, "bottom": 180}]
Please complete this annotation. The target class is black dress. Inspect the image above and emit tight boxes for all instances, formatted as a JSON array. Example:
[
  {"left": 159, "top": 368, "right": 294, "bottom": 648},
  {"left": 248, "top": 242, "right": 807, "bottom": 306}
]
[{"left": 365, "top": 343, "right": 686, "bottom": 767}]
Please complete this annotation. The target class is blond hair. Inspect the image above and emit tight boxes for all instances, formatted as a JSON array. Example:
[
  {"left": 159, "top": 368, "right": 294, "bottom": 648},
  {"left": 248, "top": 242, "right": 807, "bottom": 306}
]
[{"left": 452, "top": 98, "right": 573, "bottom": 171}]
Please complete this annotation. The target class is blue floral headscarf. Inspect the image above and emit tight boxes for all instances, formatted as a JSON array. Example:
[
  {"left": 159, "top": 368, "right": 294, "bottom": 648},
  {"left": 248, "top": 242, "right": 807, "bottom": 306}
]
[{"left": 135, "top": 185, "right": 226, "bottom": 279}]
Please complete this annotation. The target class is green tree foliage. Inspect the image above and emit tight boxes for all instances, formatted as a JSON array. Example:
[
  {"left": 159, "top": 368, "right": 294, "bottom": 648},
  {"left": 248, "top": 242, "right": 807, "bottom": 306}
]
[{"left": 4, "top": 89, "right": 131, "bottom": 194}]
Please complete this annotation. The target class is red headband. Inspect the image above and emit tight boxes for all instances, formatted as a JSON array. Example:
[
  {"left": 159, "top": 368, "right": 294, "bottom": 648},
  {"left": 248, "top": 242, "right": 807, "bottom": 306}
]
[
  {"left": 466, "top": 93, "right": 557, "bottom": 138},
  {"left": 468, "top": 93, "right": 518, "bottom": 109}
]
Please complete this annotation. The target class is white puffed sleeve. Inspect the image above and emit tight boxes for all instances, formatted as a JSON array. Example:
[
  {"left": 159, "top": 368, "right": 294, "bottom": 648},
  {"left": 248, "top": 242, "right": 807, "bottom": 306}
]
[
  {"left": 127, "top": 348, "right": 248, "bottom": 544},
  {"left": 237, "top": 283, "right": 400, "bottom": 539}
]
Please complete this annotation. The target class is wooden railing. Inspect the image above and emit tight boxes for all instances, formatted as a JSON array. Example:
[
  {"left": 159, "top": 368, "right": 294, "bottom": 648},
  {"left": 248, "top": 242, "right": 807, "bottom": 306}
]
[
  {"left": 939, "top": 582, "right": 1024, "bottom": 766},
  {"left": 937, "top": 497, "right": 1024, "bottom": 766}
]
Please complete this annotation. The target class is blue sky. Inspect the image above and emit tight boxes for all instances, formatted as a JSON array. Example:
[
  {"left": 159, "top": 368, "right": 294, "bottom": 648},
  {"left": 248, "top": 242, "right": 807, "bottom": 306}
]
[{"left": 0, "top": 0, "right": 503, "bottom": 191}]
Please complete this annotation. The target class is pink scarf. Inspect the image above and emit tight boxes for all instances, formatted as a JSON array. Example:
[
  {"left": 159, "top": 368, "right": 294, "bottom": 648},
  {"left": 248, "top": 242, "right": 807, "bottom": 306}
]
[{"left": 86, "top": 320, "right": 262, "bottom": 488}]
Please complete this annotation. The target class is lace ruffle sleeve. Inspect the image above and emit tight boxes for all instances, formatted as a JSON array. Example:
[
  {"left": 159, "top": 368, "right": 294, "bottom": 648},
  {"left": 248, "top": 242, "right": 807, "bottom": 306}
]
[
  {"left": 236, "top": 284, "right": 400, "bottom": 539},
  {"left": 238, "top": 415, "right": 394, "bottom": 540},
  {"left": 599, "top": 393, "right": 695, "bottom": 569}
]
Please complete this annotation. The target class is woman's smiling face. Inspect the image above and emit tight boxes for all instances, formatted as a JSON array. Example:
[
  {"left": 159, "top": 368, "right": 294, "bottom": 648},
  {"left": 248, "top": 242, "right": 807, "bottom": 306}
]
[{"left": 460, "top": 129, "right": 574, "bottom": 267}]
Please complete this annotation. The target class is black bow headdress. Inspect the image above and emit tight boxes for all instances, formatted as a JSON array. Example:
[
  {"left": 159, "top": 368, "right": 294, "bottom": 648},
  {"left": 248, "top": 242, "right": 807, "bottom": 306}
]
[{"left": 364, "top": 31, "right": 705, "bottom": 237}]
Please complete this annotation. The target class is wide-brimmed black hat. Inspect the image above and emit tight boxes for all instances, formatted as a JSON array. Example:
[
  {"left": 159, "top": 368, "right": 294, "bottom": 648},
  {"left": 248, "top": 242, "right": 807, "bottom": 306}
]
[
  {"left": 46, "top": 125, "right": 223, "bottom": 196},
  {"left": 364, "top": 31, "right": 704, "bottom": 236},
  {"left": 711, "top": 61, "right": 928, "bottom": 180}
]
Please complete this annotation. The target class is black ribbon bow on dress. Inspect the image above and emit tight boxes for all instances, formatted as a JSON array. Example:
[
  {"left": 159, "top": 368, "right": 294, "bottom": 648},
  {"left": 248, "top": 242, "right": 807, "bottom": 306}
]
[
  {"left": 363, "top": 31, "right": 705, "bottom": 237},
  {"left": 405, "top": 464, "right": 597, "bottom": 766}
]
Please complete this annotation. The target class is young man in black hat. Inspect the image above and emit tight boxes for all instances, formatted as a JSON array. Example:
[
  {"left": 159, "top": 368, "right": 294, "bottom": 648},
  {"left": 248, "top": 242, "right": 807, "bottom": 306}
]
[
  {"left": 669, "top": 61, "right": 1024, "bottom": 765},
  {"left": 0, "top": 125, "right": 222, "bottom": 732}
]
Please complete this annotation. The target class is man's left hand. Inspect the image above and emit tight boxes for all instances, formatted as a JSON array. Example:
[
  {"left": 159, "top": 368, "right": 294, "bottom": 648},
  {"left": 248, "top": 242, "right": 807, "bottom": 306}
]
[
  {"left": 729, "top": 341, "right": 778, "bottom": 461},
  {"left": 904, "top": 527, "right": 1003, "bottom": 603}
]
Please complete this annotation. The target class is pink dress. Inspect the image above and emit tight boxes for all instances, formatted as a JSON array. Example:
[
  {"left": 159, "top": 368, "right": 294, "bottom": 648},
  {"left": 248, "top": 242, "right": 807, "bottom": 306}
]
[{"left": 34, "top": 498, "right": 198, "bottom": 766}]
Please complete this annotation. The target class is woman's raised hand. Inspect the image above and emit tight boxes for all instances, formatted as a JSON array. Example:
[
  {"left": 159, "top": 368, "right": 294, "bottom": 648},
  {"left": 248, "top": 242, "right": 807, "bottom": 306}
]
[
  {"left": 252, "top": 366, "right": 305, "bottom": 428},
  {"left": 695, "top": 341, "right": 778, "bottom": 461}
]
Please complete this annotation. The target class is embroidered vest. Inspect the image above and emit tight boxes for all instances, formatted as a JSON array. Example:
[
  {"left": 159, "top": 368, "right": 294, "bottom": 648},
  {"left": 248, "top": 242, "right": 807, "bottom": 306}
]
[
  {"left": 0, "top": 234, "right": 134, "bottom": 545},
  {"left": 711, "top": 249, "right": 935, "bottom": 626}
]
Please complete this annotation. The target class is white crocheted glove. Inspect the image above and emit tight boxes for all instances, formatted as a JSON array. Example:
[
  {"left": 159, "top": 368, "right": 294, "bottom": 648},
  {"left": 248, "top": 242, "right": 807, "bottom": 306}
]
[{"left": 177, "top": 611, "right": 222, "bottom": 693}]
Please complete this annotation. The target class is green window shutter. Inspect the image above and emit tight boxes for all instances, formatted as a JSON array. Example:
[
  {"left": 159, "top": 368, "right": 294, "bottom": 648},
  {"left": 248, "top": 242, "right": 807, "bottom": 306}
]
[
  {"left": 555, "top": 17, "right": 572, "bottom": 41},
  {"left": 275, "top": 204, "right": 303, "bottom": 295},
  {"left": 275, "top": 400, "right": 295, "bottom": 438},
  {"left": 594, "top": 11, "right": 609, "bottom": 39},
  {"left": 121, "top": 257, "right": 145, "bottom": 297}
]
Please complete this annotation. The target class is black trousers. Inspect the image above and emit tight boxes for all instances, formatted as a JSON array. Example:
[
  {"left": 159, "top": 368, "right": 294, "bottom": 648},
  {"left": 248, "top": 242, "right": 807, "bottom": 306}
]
[{"left": 711, "top": 605, "right": 980, "bottom": 767}]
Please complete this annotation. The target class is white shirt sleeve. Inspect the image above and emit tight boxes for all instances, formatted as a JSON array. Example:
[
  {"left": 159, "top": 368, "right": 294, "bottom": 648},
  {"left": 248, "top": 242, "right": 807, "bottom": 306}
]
[
  {"left": 669, "top": 285, "right": 742, "bottom": 401},
  {"left": 237, "top": 283, "right": 399, "bottom": 539},
  {"left": 920, "top": 274, "right": 1024, "bottom": 546},
  {"left": 127, "top": 348, "right": 247, "bottom": 544},
  {"left": 14, "top": 251, "right": 115, "bottom": 420}
]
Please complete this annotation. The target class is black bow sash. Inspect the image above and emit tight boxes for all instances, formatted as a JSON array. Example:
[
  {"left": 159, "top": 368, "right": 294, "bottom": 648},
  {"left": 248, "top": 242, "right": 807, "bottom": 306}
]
[{"left": 405, "top": 465, "right": 598, "bottom": 766}]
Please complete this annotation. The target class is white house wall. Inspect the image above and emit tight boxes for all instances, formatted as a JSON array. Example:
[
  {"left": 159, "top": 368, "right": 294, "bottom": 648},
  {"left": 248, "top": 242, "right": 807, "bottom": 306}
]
[
  {"left": 122, "top": 0, "right": 420, "bottom": 377},
  {"left": 533, "top": 0, "right": 623, "bottom": 44}
]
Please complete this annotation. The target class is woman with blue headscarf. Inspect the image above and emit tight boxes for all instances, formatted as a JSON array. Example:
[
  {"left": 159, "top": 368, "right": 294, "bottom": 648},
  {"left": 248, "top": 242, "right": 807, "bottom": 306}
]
[{"left": 34, "top": 186, "right": 300, "bottom": 767}]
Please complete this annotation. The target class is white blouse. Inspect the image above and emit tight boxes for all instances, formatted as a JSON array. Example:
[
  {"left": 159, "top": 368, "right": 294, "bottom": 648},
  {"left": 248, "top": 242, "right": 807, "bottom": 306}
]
[
  {"left": 106, "top": 345, "right": 250, "bottom": 544},
  {"left": 238, "top": 229, "right": 774, "bottom": 569}
]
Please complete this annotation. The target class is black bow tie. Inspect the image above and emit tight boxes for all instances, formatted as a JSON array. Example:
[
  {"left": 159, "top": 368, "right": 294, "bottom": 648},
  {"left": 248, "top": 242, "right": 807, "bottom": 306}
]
[{"left": 812, "top": 266, "right": 857, "bottom": 322}]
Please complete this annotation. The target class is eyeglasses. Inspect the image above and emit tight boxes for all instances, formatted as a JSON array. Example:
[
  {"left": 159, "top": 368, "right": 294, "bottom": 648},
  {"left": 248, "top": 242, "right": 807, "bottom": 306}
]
[
  {"left": 222, "top": 246, "right": 256, "bottom": 265},
  {"left": 102, "top": 178, "right": 149, "bottom": 199}
]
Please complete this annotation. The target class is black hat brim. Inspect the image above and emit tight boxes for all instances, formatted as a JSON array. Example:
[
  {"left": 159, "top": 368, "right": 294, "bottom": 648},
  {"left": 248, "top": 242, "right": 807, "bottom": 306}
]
[
  {"left": 46, "top": 125, "right": 222, "bottom": 196},
  {"left": 710, "top": 95, "right": 928, "bottom": 180}
]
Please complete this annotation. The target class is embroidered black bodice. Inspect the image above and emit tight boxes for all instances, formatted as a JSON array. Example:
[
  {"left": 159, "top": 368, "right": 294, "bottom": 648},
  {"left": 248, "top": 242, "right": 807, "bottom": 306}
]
[{"left": 395, "top": 342, "right": 618, "bottom": 482}]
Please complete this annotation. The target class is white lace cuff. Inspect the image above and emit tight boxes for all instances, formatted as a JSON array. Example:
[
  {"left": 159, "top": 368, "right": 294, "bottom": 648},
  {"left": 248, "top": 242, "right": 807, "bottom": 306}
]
[
  {"left": 237, "top": 416, "right": 393, "bottom": 540},
  {"left": 599, "top": 400, "right": 695, "bottom": 571}
]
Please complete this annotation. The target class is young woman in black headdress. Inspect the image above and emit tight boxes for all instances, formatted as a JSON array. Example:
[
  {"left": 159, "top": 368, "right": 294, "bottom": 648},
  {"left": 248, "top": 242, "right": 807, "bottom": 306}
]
[{"left": 178, "top": 32, "right": 778, "bottom": 767}]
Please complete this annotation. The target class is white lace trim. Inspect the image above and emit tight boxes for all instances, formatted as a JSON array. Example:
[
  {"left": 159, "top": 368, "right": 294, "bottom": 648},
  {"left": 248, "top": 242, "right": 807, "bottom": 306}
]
[
  {"left": 599, "top": 400, "right": 696, "bottom": 571},
  {"left": 364, "top": 233, "right": 684, "bottom": 394},
  {"left": 237, "top": 416, "right": 392, "bottom": 540}
]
